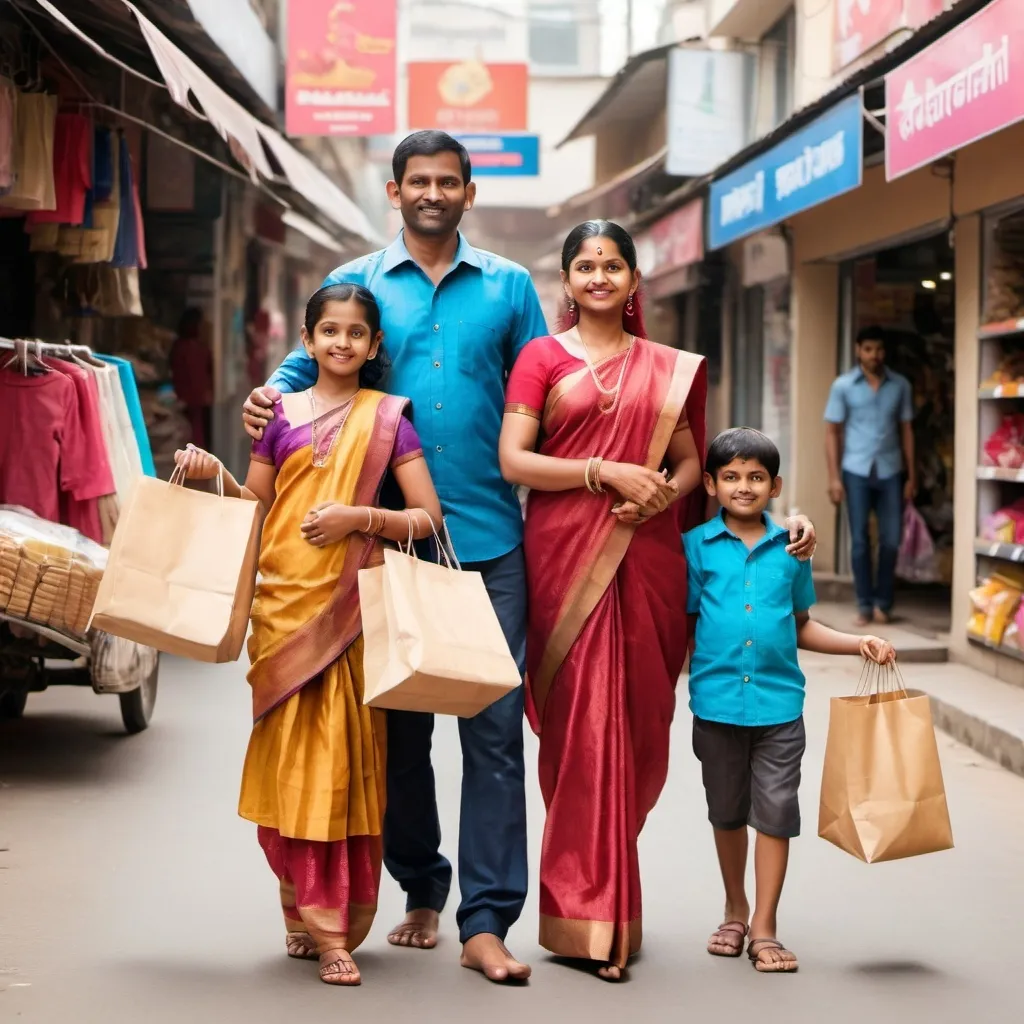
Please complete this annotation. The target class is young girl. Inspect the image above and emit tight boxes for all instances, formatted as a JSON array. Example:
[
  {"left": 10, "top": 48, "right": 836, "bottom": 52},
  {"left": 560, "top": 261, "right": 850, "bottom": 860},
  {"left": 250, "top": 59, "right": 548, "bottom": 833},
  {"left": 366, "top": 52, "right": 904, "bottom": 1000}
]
[{"left": 175, "top": 283, "right": 442, "bottom": 987}]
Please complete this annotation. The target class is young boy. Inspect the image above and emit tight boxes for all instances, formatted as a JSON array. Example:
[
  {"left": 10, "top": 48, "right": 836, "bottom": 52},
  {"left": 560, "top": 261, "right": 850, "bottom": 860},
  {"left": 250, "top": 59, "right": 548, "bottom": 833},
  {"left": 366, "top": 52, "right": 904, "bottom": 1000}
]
[{"left": 683, "top": 428, "right": 894, "bottom": 974}]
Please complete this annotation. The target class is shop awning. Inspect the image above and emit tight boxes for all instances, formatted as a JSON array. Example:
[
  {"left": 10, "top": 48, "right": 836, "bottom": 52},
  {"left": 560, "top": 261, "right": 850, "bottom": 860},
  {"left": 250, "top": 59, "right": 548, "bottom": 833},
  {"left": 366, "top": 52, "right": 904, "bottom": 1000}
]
[
  {"left": 546, "top": 147, "right": 668, "bottom": 218},
  {"left": 31, "top": 0, "right": 382, "bottom": 246}
]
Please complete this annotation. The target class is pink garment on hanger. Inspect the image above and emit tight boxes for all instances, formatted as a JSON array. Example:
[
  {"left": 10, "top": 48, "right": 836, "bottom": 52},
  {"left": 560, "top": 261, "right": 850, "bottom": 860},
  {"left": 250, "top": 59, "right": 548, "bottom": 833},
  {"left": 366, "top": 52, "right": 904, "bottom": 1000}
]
[{"left": 26, "top": 113, "right": 92, "bottom": 227}]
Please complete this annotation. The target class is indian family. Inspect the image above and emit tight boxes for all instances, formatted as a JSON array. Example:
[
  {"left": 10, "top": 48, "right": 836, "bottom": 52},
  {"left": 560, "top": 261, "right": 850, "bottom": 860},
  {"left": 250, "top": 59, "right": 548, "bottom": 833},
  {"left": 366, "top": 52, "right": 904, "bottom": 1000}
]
[{"left": 175, "top": 131, "right": 897, "bottom": 987}]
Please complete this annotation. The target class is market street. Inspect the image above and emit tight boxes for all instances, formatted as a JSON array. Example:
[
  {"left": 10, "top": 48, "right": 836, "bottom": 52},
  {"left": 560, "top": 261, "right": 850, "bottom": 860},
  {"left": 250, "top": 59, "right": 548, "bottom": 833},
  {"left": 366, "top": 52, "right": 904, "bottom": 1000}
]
[{"left": 1, "top": 652, "right": 1020, "bottom": 1024}]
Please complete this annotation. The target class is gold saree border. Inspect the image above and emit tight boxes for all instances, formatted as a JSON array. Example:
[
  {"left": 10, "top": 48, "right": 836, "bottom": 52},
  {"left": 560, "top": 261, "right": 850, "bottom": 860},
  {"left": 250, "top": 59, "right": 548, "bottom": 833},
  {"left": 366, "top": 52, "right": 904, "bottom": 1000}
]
[
  {"left": 530, "top": 348, "right": 704, "bottom": 719},
  {"left": 249, "top": 392, "right": 408, "bottom": 723},
  {"left": 539, "top": 914, "right": 642, "bottom": 968}
]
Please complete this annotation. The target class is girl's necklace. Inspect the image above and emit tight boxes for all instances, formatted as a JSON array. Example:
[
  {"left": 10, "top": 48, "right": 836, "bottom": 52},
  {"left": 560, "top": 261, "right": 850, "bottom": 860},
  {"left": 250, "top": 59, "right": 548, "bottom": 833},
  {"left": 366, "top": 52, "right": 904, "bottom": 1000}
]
[
  {"left": 308, "top": 388, "right": 357, "bottom": 468},
  {"left": 574, "top": 328, "right": 635, "bottom": 414}
]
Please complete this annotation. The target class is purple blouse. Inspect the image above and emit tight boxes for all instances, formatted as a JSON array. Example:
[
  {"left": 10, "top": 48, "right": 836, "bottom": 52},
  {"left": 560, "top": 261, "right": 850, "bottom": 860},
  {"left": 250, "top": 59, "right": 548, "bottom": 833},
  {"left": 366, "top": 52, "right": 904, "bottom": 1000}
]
[{"left": 251, "top": 399, "right": 423, "bottom": 470}]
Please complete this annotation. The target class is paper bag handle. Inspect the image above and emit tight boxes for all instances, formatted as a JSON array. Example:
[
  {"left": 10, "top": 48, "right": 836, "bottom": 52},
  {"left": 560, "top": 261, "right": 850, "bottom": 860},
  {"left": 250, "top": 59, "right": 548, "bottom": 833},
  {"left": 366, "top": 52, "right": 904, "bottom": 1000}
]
[
  {"left": 855, "top": 660, "right": 908, "bottom": 701},
  {"left": 395, "top": 511, "right": 461, "bottom": 571},
  {"left": 169, "top": 450, "right": 225, "bottom": 498}
]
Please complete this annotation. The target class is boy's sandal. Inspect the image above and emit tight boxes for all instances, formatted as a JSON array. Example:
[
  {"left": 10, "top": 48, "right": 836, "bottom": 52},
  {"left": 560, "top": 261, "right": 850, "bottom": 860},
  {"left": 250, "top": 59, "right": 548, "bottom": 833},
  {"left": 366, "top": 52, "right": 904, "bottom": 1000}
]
[
  {"left": 707, "top": 921, "right": 748, "bottom": 957},
  {"left": 747, "top": 938, "right": 799, "bottom": 973}
]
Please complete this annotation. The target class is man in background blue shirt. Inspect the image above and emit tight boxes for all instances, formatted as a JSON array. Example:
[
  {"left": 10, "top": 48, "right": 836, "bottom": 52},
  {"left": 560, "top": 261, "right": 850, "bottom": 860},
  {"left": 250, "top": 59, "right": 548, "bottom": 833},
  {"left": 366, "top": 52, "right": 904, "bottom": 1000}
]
[
  {"left": 242, "top": 131, "right": 547, "bottom": 983},
  {"left": 824, "top": 325, "right": 916, "bottom": 627}
]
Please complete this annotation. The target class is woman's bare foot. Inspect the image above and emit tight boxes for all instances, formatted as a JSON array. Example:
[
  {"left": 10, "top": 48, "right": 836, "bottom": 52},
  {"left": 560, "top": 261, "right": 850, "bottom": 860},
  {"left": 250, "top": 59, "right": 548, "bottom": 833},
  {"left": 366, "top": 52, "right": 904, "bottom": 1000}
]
[
  {"left": 597, "top": 963, "right": 625, "bottom": 982},
  {"left": 319, "top": 948, "right": 361, "bottom": 986},
  {"left": 387, "top": 908, "right": 440, "bottom": 949},
  {"left": 855, "top": 612, "right": 872, "bottom": 627},
  {"left": 285, "top": 932, "right": 320, "bottom": 961},
  {"left": 460, "top": 934, "right": 531, "bottom": 983},
  {"left": 747, "top": 938, "right": 799, "bottom": 973}
]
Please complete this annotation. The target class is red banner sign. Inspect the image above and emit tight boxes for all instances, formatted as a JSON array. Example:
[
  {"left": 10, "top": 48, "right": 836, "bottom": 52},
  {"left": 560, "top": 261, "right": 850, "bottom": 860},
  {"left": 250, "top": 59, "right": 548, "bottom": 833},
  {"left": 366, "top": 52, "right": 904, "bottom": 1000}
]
[
  {"left": 643, "top": 200, "right": 704, "bottom": 277},
  {"left": 834, "top": 0, "right": 945, "bottom": 72},
  {"left": 285, "top": 0, "right": 396, "bottom": 137},
  {"left": 886, "top": 0, "right": 1024, "bottom": 180},
  {"left": 407, "top": 62, "right": 528, "bottom": 133}
]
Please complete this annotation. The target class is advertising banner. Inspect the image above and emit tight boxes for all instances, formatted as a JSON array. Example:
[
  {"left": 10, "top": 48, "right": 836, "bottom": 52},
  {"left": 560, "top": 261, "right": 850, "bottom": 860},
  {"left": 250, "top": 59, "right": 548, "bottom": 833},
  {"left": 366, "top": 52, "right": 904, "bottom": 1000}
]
[
  {"left": 834, "top": 0, "right": 946, "bottom": 72},
  {"left": 886, "top": 0, "right": 1023, "bottom": 180},
  {"left": 709, "top": 93, "right": 863, "bottom": 250},
  {"left": 635, "top": 199, "right": 704, "bottom": 278},
  {"left": 407, "top": 61, "right": 529, "bottom": 133},
  {"left": 285, "top": 0, "right": 396, "bottom": 137},
  {"left": 458, "top": 135, "right": 539, "bottom": 176}
]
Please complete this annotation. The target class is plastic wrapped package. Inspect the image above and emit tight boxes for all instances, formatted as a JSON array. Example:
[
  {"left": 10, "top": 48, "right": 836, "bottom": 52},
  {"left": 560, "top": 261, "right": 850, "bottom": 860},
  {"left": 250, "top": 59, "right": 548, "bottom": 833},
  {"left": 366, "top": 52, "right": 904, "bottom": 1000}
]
[
  {"left": 968, "top": 573, "right": 1024, "bottom": 646},
  {"left": 0, "top": 507, "right": 108, "bottom": 638}
]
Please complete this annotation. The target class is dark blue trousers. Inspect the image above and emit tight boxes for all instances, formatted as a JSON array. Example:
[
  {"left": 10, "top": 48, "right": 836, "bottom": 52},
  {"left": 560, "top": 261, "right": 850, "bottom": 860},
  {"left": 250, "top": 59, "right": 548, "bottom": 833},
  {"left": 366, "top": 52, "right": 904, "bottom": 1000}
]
[
  {"left": 382, "top": 545, "right": 528, "bottom": 943},
  {"left": 843, "top": 470, "right": 903, "bottom": 615}
]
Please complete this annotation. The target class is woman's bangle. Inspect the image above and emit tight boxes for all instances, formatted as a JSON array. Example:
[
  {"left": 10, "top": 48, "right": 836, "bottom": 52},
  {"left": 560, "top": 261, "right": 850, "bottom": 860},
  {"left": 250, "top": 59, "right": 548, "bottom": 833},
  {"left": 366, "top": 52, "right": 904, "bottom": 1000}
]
[
  {"left": 585, "top": 456, "right": 605, "bottom": 494},
  {"left": 364, "top": 507, "right": 374, "bottom": 533}
]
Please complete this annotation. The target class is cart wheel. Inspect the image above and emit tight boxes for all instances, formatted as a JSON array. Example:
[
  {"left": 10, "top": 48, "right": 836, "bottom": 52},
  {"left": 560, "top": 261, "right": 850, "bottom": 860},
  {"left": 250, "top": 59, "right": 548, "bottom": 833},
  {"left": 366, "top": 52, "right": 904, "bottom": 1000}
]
[
  {"left": 0, "top": 689, "right": 28, "bottom": 719},
  {"left": 119, "top": 660, "right": 159, "bottom": 734}
]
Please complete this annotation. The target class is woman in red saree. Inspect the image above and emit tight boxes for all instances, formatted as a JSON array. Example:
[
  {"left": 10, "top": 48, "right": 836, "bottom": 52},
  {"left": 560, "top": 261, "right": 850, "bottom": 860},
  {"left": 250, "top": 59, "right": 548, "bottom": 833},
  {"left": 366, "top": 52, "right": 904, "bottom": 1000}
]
[{"left": 499, "top": 221, "right": 706, "bottom": 980}]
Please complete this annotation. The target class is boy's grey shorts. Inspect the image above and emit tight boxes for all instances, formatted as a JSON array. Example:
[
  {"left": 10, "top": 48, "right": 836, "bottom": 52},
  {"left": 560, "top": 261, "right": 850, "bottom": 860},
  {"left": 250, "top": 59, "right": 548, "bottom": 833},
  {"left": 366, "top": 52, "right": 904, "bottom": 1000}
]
[{"left": 691, "top": 715, "right": 806, "bottom": 840}]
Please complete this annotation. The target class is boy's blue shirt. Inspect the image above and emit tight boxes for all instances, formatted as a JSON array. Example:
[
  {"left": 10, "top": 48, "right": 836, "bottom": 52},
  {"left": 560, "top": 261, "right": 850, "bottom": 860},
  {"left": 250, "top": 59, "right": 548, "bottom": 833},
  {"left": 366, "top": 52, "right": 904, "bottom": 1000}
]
[{"left": 684, "top": 510, "right": 816, "bottom": 727}]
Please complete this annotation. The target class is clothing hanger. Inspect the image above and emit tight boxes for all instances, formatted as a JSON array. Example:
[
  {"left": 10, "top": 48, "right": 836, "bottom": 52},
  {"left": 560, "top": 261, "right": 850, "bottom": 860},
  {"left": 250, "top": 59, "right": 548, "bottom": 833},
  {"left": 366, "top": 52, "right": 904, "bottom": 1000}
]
[{"left": 0, "top": 339, "right": 51, "bottom": 376}]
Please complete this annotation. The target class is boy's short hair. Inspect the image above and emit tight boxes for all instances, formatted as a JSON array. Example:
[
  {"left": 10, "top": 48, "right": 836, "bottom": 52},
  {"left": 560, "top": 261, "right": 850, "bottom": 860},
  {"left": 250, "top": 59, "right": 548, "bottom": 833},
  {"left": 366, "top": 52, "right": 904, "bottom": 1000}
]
[{"left": 706, "top": 427, "right": 781, "bottom": 480}]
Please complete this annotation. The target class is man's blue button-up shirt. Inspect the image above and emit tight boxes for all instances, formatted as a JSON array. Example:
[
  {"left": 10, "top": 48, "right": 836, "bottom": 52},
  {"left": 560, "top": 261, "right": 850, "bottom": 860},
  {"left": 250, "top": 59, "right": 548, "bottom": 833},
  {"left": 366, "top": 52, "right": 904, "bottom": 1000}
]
[
  {"left": 267, "top": 232, "right": 548, "bottom": 564},
  {"left": 684, "top": 512, "right": 817, "bottom": 728},
  {"left": 824, "top": 367, "right": 914, "bottom": 480}
]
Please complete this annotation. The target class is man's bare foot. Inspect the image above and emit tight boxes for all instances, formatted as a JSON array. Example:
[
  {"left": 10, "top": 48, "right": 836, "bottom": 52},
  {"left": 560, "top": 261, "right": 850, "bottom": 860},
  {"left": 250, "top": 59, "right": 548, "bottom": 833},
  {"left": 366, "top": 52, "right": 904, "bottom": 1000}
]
[
  {"left": 597, "top": 964, "right": 625, "bottom": 982},
  {"left": 873, "top": 608, "right": 892, "bottom": 625},
  {"left": 319, "top": 948, "right": 361, "bottom": 986},
  {"left": 747, "top": 938, "right": 799, "bottom": 973},
  {"left": 855, "top": 612, "right": 872, "bottom": 627},
  {"left": 388, "top": 908, "right": 439, "bottom": 949},
  {"left": 286, "top": 932, "right": 320, "bottom": 960},
  {"left": 460, "top": 933, "right": 531, "bottom": 983}
]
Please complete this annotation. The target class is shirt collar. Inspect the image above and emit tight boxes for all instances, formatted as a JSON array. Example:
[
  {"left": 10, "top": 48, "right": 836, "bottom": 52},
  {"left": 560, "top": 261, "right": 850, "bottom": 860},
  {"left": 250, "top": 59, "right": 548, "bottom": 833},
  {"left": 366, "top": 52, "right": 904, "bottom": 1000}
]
[
  {"left": 852, "top": 365, "right": 890, "bottom": 383},
  {"left": 381, "top": 230, "right": 482, "bottom": 275},
  {"left": 705, "top": 509, "right": 788, "bottom": 543}
]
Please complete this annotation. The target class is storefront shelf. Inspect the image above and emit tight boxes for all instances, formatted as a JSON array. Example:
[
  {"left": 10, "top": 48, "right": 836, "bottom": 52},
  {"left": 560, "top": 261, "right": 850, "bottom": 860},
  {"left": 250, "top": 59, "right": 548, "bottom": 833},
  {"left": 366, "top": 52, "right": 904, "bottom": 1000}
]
[
  {"left": 979, "top": 383, "right": 1024, "bottom": 398},
  {"left": 974, "top": 538, "right": 1024, "bottom": 563},
  {"left": 977, "top": 466, "right": 1024, "bottom": 482},
  {"left": 979, "top": 320, "right": 1024, "bottom": 340},
  {"left": 968, "top": 635, "right": 1024, "bottom": 663}
]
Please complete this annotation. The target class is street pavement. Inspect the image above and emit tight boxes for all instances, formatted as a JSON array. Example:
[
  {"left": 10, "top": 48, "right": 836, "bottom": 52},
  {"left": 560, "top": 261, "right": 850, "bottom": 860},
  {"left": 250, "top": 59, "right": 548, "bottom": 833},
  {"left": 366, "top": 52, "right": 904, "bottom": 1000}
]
[{"left": 1, "top": 652, "right": 1020, "bottom": 1024}]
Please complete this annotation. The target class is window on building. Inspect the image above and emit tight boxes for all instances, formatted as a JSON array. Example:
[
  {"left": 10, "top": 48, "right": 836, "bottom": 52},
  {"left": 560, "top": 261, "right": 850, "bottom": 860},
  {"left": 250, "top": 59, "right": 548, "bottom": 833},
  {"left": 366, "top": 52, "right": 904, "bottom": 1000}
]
[
  {"left": 762, "top": 7, "right": 795, "bottom": 130},
  {"left": 529, "top": 3, "right": 580, "bottom": 69}
]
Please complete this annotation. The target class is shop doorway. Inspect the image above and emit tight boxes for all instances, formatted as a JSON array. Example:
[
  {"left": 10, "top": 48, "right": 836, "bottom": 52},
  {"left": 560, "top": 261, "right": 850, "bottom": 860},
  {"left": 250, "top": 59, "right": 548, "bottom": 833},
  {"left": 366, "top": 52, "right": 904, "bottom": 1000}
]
[{"left": 837, "top": 233, "right": 955, "bottom": 633}]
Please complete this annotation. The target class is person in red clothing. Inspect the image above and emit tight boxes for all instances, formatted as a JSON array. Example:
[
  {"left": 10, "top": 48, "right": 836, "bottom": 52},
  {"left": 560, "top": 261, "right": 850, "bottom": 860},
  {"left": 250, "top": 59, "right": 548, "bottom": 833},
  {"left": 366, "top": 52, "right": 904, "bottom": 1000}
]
[{"left": 170, "top": 307, "right": 214, "bottom": 449}]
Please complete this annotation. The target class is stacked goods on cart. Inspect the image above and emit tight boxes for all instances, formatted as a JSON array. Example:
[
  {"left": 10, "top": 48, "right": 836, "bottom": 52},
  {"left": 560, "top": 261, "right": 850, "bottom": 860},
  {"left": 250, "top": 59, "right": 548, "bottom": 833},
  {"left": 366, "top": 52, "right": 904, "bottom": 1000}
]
[{"left": 0, "top": 508, "right": 107, "bottom": 640}]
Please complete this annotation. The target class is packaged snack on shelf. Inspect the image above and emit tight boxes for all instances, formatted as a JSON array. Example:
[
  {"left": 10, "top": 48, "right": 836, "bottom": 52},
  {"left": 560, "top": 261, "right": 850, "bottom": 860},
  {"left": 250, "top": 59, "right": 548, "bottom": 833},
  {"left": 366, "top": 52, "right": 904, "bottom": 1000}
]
[
  {"left": 0, "top": 507, "right": 108, "bottom": 639},
  {"left": 968, "top": 572, "right": 1024, "bottom": 646},
  {"left": 981, "top": 498, "right": 1024, "bottom": 545},
  {"left": 982, "top": 414, "right": 1024, "bottom": 468}
]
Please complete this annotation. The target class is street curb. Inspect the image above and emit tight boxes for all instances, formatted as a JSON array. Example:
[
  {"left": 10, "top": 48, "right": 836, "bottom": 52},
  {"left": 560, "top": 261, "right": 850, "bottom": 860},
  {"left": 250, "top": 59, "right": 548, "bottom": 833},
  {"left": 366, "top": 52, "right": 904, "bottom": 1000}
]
[{"left": 927, "top": 692, "right": 1024, "bottom": 778}]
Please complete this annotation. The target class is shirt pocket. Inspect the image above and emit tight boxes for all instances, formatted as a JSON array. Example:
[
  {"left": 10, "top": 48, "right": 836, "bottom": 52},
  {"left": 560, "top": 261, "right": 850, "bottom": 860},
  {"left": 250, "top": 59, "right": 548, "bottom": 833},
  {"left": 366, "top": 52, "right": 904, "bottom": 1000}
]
[{"left": 458, "top": 320, "right": 500, "bottom": 378}]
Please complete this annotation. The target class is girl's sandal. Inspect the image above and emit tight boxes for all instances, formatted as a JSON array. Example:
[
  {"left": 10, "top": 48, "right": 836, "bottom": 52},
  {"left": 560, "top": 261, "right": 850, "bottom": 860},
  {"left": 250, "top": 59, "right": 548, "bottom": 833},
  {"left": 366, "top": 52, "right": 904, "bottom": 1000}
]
[
  {"left": 747, "top": 938, "right": 799, "bottom": 973},
  {"left": 319, "top": 948, "right": 361, "bottom": 986},
  {"left": 708, "top": 920, "right": 748, "bottom": 957},
  {"left": 286, "top": 933, "right": 320, "bottom": 961}
]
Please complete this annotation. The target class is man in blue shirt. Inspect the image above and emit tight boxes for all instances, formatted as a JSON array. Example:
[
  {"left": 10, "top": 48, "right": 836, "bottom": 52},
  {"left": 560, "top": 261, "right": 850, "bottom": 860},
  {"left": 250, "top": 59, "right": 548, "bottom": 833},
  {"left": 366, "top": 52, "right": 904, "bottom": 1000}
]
[
  {"left": 685, "top": 427, "right": 893, "bottom": 973},
  {"left": 824, "top": 326, "right": 916, "bottom": 626},
  {"left": 242, "top": 131, "right": 547, "bottom": 983}
]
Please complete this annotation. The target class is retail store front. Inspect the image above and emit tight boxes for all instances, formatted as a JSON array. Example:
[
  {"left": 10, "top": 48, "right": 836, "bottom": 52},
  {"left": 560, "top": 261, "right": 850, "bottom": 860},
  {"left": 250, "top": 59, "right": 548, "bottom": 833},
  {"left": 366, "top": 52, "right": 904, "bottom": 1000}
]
[{"left": 835, "top": 231, "right": 956, "bottom": 631}]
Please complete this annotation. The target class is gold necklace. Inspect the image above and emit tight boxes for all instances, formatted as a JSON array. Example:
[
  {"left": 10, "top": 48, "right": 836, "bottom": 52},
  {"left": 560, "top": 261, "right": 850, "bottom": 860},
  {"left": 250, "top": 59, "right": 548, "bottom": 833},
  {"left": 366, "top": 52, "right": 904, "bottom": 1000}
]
[
  {"left": 308, "top": 388, "right": 357, "bottom": 468},
  {"left": 574, "top": 329, "right": 635, "bottom": 414}
]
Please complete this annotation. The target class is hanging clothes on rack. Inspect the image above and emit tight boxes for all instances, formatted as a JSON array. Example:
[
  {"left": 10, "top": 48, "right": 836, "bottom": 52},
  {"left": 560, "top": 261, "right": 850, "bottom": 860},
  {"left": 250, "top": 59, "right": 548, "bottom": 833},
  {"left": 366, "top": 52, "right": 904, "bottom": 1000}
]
[
  {"left": 96, "top": 353, "right": 156, "bottom": 477},
  {"left": 0, "top": 92, "right": 57, "bottom": 212}
]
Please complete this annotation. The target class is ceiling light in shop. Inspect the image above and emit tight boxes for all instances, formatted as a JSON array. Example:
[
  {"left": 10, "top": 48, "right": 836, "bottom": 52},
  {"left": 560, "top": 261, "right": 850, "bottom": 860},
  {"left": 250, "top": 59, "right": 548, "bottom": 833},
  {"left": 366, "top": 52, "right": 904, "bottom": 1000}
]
[
  {"left": 940, "top": 272, "right": 953, "bottom": 281},
  {"left": 921, "top": 279, "right": 937, "bottom": 290}
]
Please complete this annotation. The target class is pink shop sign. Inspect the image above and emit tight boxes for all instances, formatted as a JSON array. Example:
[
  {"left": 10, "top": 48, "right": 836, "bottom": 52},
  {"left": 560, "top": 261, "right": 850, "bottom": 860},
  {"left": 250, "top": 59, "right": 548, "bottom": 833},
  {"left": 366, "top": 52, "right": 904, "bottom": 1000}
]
[{"left": 886, "top": 0, "right": 1024, "bottom": 180}]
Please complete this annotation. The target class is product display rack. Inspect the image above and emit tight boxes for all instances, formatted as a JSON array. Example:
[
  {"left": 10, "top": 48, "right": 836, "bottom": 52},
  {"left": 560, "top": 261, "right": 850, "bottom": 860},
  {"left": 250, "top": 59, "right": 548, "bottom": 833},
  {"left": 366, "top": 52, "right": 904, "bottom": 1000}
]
[{"left": 973, "top": 203, "right": 1024, "bottom": 659}]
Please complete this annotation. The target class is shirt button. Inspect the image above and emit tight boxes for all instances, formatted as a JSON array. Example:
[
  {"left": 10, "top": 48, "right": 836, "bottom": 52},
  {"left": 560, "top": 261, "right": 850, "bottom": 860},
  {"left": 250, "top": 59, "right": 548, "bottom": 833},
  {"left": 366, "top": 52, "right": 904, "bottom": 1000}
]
[
  {"left": 436, "top": 445, "right": 443, "bottom": 452},
  {"left": 435, "top": 403, "right": 442, "bottom": 410},
  {"left": 745, "top": 581, "right": 751, "bottom": 587},
  {"left": 433, "top": 361, "right": 441, "bottom": 368},
  {"left": 743, "top": 676, "right": 750, "bottom": 683},
  {"left": 745, "top": 640, "right": 753, "bottom": 647},
  {"left": 745, "top": 604, "right": 752, "bottom": 612},
  {"left": 433, "top": 324, "right": 440, "bottom": 332}
]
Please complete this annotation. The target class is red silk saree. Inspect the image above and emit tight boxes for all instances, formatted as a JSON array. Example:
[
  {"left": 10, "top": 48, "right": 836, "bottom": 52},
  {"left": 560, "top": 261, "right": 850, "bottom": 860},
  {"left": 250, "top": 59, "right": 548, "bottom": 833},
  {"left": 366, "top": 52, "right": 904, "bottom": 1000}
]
[{"left": 505, "top": 335, "right": 707, "bottom": 968}]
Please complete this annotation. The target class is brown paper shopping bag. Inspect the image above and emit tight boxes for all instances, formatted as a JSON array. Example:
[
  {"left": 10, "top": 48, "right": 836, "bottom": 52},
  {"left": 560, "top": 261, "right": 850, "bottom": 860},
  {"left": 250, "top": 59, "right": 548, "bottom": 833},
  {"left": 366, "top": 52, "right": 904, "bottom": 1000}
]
[
  {"left": 818, "top": 664, "right": 954, "bottom": 863},
  {"left": 359, "top": 526, "right": 521, "bottom": 717},
  {"left": 90, "top": 470, "right": 262, "bottom": 663}
]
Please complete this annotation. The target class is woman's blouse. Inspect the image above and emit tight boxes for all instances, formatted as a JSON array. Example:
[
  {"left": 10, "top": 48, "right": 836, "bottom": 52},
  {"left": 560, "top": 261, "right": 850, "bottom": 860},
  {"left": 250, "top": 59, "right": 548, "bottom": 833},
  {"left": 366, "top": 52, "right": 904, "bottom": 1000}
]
[{"left": 251, "top": 398, "right": 423, "bottom": 471}]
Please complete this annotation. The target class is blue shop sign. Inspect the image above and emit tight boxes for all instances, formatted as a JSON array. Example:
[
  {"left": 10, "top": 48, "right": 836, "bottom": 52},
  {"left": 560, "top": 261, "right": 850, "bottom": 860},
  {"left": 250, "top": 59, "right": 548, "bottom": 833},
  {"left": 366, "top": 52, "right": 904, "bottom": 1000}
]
[
  {"left": 457, "top": 135, "right": 540, "bottom": 177},
  {"left": 709, "top": 92, "right": 864, "bottom": 250}
]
